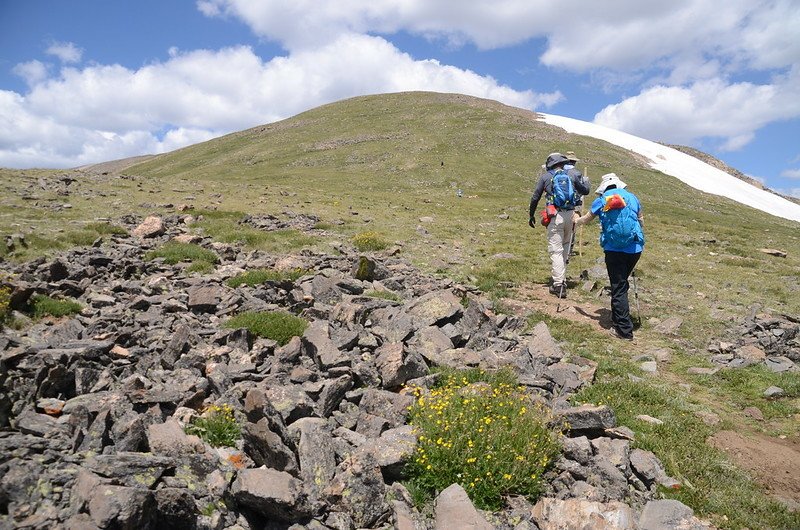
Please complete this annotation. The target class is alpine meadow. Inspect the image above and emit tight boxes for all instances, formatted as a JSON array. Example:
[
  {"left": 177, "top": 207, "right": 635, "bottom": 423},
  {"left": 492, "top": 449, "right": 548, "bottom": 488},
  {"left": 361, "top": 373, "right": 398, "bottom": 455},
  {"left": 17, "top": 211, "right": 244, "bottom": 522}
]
[{"left": 1, "top": 92, "right": 798, "bottom": 529}]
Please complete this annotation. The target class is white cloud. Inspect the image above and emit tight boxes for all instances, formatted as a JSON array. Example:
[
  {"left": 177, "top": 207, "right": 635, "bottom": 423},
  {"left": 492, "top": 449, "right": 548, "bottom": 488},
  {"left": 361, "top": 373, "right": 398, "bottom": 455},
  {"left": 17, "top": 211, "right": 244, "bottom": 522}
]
[
  {"left": 1, "top": 35, "right": 560, "bottom": 168},
  {"left": 782, "top": 169, "right": 800, "bottom": 179},
  {"left": 46, "top": 41, "right": 83, "bottom": 63},
  {"left": 593, "top": 70, "right": 800, "bottom": 150},
  {"left": 12, "top": 60, "right": 49, "bottom": 87},
  {"left": 198, "top": 1, "right": 799, "bottom": 76},
  {"left": 197, "top": 0, "right": 554, "bottom": 51}
]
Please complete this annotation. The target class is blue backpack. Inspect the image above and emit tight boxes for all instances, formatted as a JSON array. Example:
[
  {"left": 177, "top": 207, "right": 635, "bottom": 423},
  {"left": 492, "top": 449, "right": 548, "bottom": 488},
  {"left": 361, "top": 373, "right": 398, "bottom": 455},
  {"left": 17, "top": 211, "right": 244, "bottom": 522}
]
[
  {"left": 550, "top": 169, "right": 576, "bottom": 209},
  {"left": 599, "top": 190, "right": 645, "bottom": 250}
]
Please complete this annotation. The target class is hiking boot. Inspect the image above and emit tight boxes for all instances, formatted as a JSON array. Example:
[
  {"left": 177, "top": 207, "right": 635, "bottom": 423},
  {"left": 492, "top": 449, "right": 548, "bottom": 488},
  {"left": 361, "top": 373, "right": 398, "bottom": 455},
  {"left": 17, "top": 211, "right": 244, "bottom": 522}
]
[
  {"left": 609, "top": 327, "right": 634, "bottom": 340},
  {"left": 549, "top": 284, "right": 567, "bottom": 298}
]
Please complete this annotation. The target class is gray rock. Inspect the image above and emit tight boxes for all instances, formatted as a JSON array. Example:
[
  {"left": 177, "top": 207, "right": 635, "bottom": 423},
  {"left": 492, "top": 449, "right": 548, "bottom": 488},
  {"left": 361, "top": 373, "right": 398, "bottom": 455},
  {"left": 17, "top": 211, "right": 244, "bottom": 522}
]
[
  {"left": 351, "top": 256, "right": 390, "bottom": 281},
  {"left": 654, "top": 316, "right": 683, "bottom": 335},
  {"left": 630, "top": 448, "right": 667, "bottom": 487},
  {"left": 303, "top": 320, "right": 350, "bottom": 370},
  {"left": 308, "top": 275, "right": 343, "bottom": 306},
  {"left": 557, "top": 404, "right": 616, "bottom": 433},
  {"left": 14, "top": 410, "right": 69, "bottom": 438},
  {"left": 375, "top": 342, "right": 427, "bottom": 389},
  {"left": 591, "top": 437, "right": 630, "bottom": 474},
  {"left": 316, "top": 374, "right": 354, "bottom": 417},
  {"left": 154, "top": 487, "right": 198, "bottom": 529},
  {"left": 265, "top": 384, "right": 315, "bottom": 424},
  {"left": 434, "top": 483, "right": 493, "bottom": 530},
  {"left": 765, "top": 356, "right": 795, "bottom": 373},
  {"left": 639, "top": 499, "right": 711, "bottom": 530},
  {"left": 360, "top": 424, "right": 417, "bottom": 480},
  {"left": 325, "top": 451, "right": 388, "bottom": 528},
  {"left": 187, "top": 285, "right": 223, "bottom": 313},
  {"left": 83, "top": 453, "right": 174, "bottom": 488},
  {"left": 231, "top": 468, "right": 312, "bottom": 522},
  {"left": 358, "top": 388, "right": 414, "bottom": 428},
  {"left": 241, "top": 419, "right": 298, "bottom": 474},
  {"left": 406, "top": 290, "right": 462, "bottom": 327},
  {"left": 587, "top": 459, "right": 629, "bottom": 501},
  {"left": 147, "top": 419, "right": 202, "bottom": 457},
  {"left": 764, "top": 385, "right": 785, "bottom": 398},
  {"left": 562, "top": 436, "right": 593, "bottom": 466},
  {"left": 531, "top": 498, "right": 637, "bottom": 530},
  {"left": 526, "top": 322, "right": 565, "bottom": 363},
  {"left": 370, "top": 306, "right": 415, "bottom": 343},
  {"left": 87, "top": 484, "right": 155, "bottom": 529},
  {"left": 290, "top": 417, "right": 337, "bottom": 495}
]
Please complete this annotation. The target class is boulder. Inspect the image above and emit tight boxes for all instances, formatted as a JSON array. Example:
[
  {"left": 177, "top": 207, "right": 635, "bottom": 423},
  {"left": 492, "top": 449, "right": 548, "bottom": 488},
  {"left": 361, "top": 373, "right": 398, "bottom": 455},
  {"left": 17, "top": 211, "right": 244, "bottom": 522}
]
[
  {"left": 132, "top": 216, "right": 165, "bottom": 238},
  {"left": 434, "top": 483, "right": 493, "bottom": 530},
  {"left": 231, "top": 468, "right": 312, "bottom": 522}
]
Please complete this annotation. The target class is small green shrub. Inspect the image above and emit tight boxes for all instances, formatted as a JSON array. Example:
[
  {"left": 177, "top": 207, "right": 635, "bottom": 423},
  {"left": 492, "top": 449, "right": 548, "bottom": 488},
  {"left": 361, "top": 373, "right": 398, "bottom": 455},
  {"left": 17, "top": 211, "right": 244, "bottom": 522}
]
[
  {"left": 351, "top": 231, "right": 389, "bottom": 252},
  {"left": 406, "top": 368, "right": 561, "bottom": 510},
  {"left": 363, "top": 289, "right": 402, "bottom": 302},
  {"left": 31, "top": 294, "right": 82, "bottom": 319},
  {"left": 86, "top": 221, "right": 128, "bottom": 235},
  {"left": 226, "top": 268, "right": 308, "bottom": 288},
  {"left": 145, "top": 242, "right": 218, "bottom": 271},
  {"left": 0, "top": 284, "right": 11, "bottom": 323},
  {"left": 225, "top": 311, "right": 308, "bottom": 346},
  {"left": 185, "top": 404, "right": 241, "bottom": 448}
]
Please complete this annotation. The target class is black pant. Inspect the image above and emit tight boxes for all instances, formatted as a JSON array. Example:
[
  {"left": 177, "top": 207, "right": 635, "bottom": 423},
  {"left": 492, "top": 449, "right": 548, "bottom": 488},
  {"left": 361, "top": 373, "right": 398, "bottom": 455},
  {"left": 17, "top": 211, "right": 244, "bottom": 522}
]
[{"left": 604, "top": 250, "right": 641, "bottom": 337}]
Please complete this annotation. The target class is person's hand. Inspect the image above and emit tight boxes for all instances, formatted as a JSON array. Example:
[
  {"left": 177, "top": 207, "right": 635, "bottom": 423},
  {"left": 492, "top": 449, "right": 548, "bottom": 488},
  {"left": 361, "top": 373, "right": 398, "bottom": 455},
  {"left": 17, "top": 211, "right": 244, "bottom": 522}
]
[
  {"left": 573, "top": 212, "right": 582, "bottom": 225},
  {"left": 528, "top": 217, "right": 536, "bottom": 228}
]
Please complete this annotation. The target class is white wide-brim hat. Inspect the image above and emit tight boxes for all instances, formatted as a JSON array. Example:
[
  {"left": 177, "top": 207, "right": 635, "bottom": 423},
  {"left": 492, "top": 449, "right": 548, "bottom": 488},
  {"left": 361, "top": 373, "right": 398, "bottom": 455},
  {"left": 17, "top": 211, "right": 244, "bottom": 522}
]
[{"left": 595, "top": 173, "right": 627, "bottom": 194}]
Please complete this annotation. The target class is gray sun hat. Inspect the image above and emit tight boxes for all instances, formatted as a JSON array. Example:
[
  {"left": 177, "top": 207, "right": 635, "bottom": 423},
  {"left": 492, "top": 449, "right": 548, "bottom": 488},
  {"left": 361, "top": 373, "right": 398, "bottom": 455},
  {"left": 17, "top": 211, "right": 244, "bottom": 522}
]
[{"left": 545, "top": 153, "right": 569, "bottom": 170}]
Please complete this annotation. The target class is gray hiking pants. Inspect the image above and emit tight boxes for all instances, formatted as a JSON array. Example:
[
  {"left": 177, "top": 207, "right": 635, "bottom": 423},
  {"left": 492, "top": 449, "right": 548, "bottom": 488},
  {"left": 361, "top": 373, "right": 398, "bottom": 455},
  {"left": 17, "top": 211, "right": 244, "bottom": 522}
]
[{"left": 546, "top": 210, "right": 574, "bottom": 286}]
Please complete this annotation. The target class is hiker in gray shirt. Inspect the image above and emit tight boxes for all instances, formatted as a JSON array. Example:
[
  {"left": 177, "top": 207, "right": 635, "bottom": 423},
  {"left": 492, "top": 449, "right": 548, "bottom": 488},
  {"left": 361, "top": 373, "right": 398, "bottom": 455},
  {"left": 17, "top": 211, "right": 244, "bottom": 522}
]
[{"left": 529, "top": 152, "right": 590, "bottom": 298}]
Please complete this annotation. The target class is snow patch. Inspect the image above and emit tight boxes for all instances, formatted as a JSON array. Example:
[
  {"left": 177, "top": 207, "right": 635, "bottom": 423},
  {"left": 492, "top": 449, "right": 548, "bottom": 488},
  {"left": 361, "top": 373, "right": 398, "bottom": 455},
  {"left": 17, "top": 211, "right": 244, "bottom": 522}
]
[{"left": 538, "top": 113, "right": 800, "bottom": 223}]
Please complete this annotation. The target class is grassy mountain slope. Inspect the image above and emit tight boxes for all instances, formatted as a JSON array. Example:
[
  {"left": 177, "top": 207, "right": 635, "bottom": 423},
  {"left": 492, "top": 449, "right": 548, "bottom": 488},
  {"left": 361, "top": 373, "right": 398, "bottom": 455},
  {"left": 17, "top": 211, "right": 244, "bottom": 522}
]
[
  {"left": 131, "top": 92, "right": 800, "bottom": 321},
  {"left": 1, "top": 91, "right": 798, "bottom": 528}
]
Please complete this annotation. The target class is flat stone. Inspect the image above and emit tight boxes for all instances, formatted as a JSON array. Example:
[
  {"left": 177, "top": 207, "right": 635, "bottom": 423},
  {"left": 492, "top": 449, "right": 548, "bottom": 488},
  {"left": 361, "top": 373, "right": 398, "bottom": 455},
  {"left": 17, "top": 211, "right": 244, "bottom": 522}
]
[
  {"left": 765, "top": 356, "right": 796, "bottom": 373},
  {"left": 764, "top": 386, "right": 785, "bottom": 398},
  {"left": 557, "top": 404, "right": 617, "bottom": 433},
  {"left": 231, "top": 468, "right": 312, "bottom": 522},
  {"left": 639, "top": 499, "right": 711, "bottom": 530},
  {"left": 636, "top": 414, "right": 663, "bottom": 425}
]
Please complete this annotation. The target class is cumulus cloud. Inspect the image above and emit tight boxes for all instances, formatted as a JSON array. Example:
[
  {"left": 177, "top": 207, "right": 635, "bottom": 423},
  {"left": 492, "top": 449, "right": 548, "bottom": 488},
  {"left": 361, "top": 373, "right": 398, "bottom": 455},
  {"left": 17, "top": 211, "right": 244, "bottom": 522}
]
[
  {"left": 12, "top": 60, "right": 49, "bottom": 87},
  {"left": 197, "top": 0, "right": 554, "bottom": 51},
  {"left": 197, "top": 0, "right": 798, "bottom": 75},
  {"left": 1, "top": 34, "right": 560, "bottom": 168},
  {"left": 46, "top": 41, "right": 83, "bottom": 63},
  {"left": 593, "top": 69, "right": 800, "bottom": 150}
]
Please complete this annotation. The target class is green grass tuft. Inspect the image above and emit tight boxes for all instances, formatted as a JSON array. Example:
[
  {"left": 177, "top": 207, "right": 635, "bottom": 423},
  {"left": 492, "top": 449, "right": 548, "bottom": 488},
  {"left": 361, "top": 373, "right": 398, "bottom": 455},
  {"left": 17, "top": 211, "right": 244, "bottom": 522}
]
[
  {"left": 31, "top": 294, "right": 83, "bottom": 319},
  {"left": 145, "top": 242, "right": 218, "bottom": 271},
  {"left": 226, "top": 268, "right": 309, "bottom": 288},
  {"left": 224, "top": 310, "right": 308, "bottom": 346},
  {"left": 185, "top": 404, "right": 241, "bottom": 448},
  {"left": 362, "top": 289, "right": 402, "bottom": 302}
]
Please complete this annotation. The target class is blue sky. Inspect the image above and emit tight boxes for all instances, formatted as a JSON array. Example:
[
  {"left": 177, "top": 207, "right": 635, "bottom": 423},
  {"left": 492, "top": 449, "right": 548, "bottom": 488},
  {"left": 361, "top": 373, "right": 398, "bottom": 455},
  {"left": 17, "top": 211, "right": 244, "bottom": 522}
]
[{"left": 1, "top": 1, "right": 799, "bottom": 197}]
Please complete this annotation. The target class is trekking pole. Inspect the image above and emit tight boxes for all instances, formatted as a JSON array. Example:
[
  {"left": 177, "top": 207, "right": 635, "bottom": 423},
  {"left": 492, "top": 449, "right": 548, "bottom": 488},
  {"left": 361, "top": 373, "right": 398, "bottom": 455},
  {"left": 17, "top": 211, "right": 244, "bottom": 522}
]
[
  {"left": 578, "top": 165, "right": 587, "bottom": 275},
  {"left": 631, "top": 269, "right": 642, "bottom": 327}
]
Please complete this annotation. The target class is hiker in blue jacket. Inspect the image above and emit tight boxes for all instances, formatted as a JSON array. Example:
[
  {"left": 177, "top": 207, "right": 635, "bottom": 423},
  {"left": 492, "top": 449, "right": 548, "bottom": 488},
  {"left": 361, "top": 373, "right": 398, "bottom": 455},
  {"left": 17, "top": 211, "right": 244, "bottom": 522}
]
[
  {"left": 529, "top": 152, "right": 590, "bottom": 298},
  {"left": 574, "top": 173, "right": 645, "bottom": 340}
]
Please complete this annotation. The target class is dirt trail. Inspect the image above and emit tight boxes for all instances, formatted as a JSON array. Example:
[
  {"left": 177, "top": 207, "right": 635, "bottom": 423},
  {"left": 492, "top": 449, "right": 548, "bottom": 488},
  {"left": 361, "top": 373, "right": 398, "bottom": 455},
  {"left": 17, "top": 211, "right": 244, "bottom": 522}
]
[
  {"left": 503, "top": 283, "right": 616, "bottom": 333},
  {"left": 709, "top": 431, "right": 800, "bottom": 510}
]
